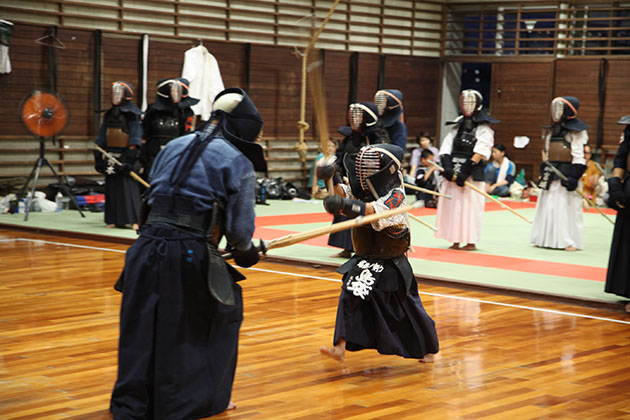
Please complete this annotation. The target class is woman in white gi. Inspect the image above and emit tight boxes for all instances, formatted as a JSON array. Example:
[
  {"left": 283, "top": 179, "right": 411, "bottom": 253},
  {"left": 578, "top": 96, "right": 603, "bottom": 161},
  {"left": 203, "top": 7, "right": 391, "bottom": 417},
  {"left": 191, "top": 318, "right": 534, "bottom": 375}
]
[
  {"left": 436, "top": 89, "right": 499, "bottom": 251},
  {"left": 531, "top": 96, "right": 588, "bottom": 251}
]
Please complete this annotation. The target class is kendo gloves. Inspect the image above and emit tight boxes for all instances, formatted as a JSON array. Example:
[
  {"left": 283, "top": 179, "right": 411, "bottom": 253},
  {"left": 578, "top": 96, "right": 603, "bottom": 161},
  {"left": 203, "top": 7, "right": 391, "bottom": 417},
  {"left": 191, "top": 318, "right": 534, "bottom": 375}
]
[
  {"left": 116, "top": 148, "right": 140, "bottom": 175},
  {"left": 561, "top": 164, "right": 587, "bottom": 192},
  {"left": 233, "top": 242, "right": 260, "bottom": 268},
  {"left": 607, "top": 177, "right": 627, "bottom": 211},
  {"left": 456, "top": 159, "right": 475, "bottom": 187},
  {"left": 93, "top": 150, "right": 107, "bottom": 174},
  {"left": 316, "top": 156, "right": 342, "bottom": 186},
  {"left": 440, "top": 155, "right": 455, "bottom": 182},
  {"left": 95, "top": 160, "right": 107, "bottom": 174},
  {"left": 324, "top": 195, "right": 366, "bottom": 218}
]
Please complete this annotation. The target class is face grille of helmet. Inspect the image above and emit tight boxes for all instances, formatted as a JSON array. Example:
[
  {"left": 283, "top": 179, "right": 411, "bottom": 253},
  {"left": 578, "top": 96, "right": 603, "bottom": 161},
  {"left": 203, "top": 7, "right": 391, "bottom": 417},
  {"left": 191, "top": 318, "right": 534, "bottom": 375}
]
[
  {"left": 355, "top": 146, "right": 381, "bottom": 191},
  {"left": 459, "top": 90, "right": 479, "bottom": 117},
  {"left": 112, "top": 83, "right": 124, "bottom": 106},
  {"left": 550, "top": 98, "right": 565, "bottom": 122},
  {"left": 374, "top": 91, "right": 388, "bottom": 116},
  {"left": 170, "top": 80, "right": 182, "bottom": 104},
  {"left": 348, "top": 104, "right": 364, "bottom": 131}
]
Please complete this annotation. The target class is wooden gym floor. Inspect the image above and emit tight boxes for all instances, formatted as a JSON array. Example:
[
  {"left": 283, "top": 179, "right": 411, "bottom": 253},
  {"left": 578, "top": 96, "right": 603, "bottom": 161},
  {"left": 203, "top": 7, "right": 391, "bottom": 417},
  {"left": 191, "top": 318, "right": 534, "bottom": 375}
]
[{"left": 1, "top": 228, "right": 629, "bottom": 419}]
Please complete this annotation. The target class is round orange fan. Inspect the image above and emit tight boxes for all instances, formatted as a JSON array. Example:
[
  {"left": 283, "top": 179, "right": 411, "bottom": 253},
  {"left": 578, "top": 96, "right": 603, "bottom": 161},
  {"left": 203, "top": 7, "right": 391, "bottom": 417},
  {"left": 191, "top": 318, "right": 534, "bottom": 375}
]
[{"left": 19, "top": 90, "right": 68, "bottom": 137}]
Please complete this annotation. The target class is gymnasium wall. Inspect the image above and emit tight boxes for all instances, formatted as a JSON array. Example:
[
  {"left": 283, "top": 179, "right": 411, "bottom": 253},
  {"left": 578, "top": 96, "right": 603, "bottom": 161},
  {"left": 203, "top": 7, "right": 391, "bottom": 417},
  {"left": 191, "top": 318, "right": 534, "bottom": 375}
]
[
  {"left": 0, "top": 22, "right": 442, "bottom": 187},
  {"left": 487, "top": 58, "right": 630, "bottom": 180}
]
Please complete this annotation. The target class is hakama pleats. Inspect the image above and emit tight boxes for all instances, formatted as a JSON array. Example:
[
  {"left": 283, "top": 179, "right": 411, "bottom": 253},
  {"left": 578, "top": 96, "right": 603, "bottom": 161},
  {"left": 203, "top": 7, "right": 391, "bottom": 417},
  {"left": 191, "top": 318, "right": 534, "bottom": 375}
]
[
  {"left": 333, "top": 272, "right": 439, "bottom": 359},
  {"left": 111, "top": 225, "right": 242, "bottom": 420},
  {"left": 530, "top": 180, "right": 583, "bottom": 249},
  {"left": 104, "top": 173, "right": 141, "bottom": 226},
  {"left": 605, "top": 210, "right": 630, "bottom": 298},
  {"left": 435, "top": 180, "right": 485, "bottom": 244}
]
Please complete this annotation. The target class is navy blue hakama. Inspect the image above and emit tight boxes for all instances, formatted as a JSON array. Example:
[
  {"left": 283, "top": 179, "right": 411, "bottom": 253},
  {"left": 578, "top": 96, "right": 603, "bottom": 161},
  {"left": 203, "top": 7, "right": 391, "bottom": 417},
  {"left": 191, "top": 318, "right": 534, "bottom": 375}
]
[
  {"left": 111, "top": 224, "right": 242, "bottom": 420},
  {"left": 332, "top": 257, "right": 439, "bottom": 359}
]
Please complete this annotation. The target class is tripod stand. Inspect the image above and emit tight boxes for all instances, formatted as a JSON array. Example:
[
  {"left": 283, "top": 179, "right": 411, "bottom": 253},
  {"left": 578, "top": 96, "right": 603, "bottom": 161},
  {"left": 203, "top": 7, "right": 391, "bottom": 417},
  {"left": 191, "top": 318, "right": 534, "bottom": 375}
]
[{"left": 18, "top": 136, "right": 85, "bottom": 222}]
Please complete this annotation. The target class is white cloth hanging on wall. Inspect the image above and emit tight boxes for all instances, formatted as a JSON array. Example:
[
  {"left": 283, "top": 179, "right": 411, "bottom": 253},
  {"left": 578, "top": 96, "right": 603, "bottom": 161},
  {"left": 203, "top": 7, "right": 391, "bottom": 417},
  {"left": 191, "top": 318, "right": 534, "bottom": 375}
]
[
  {"left": 0, "top": 45, "right": 10, "bottom": 74},
  {"left": 141, "top": 34, "right": 149, "bottom": 112},
  {"left": 0, "top": 20, "right": 14, "bottom": 74},
  {"left": 181, "top": 45, "right": 225, "bottom": 121}
]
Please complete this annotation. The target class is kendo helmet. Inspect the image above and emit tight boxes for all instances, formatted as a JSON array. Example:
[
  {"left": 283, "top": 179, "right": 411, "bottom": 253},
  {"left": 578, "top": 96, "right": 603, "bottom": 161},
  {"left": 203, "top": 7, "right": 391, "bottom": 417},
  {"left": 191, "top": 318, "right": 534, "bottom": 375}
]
[
  {"left": 616, "top": 115, "right": 630, "bottom": 144},
  {"left": 374, "top": 89, "right": 403, "bottom": 128},
  {"left": 344, "top": 143, "right": 404, "bottom": 201},
  {"left": 156, "top": 78, "right": 182, "bottom": 104},
  {"left": 549, "top": 96, "right": 589, "bottom": 131},
  {"left": 211, "top": 87, "right": 266, "bottom": 173},
  {"left": 459, "top": 89, "right": 483, "bottom": 117},
  {"left": 110, "top": 81, "right": 141, "bottom": 114},
  {"left": 176, "top": 77, "right": 200, "bottom": 109},
  {"left": 348, "top": 102, "right": 381, "bottom": 134}
]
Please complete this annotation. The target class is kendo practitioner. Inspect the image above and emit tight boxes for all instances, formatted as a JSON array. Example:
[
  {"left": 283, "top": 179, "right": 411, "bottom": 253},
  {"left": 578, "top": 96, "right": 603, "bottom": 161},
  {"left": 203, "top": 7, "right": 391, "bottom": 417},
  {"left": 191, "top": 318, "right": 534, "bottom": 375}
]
[
  {"left": 176, "top": 77, "right": 200, "bottom": 133},
  {"left": 317, "top": 143, "right": 439, "bottom": 363},
  {"left": 436, "top": 89, "right": 498, "bottom": 251},
  {"left": 336, "top": 102, "right": 390, "bottom": 158},
  {"left": 531, "top": 96, "right": 589, "bottom": 251},
  {"left": 140, "top": 78, "right": 196, "bottom": 181},
  {"left": 604, "top": 115, "right": 630, "bottom": 312},
  {"left": 374, "top": 89, "right": 408, "bottom": 151},
  {"left": 110, "top": 87, "right": 265, "bottom": 419},
  {"left": 327, "top": 102, "right": 389, "bottom": 258},
  {"left": 94, "top": 81, "right": 143, "bottom": 229}
]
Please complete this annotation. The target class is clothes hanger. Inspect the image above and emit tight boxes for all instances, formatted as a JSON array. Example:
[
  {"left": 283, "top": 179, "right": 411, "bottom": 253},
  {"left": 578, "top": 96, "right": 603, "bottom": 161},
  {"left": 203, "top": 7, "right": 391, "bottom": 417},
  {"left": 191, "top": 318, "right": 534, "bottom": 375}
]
[{"left": 35, "top": 26, "right": 66, "bottom": 49}]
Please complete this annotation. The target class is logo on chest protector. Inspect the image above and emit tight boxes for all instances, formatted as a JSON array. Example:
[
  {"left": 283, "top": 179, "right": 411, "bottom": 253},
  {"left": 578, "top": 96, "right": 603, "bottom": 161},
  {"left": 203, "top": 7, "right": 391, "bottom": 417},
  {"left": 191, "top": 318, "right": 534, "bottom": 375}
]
[{"left": 345, "top": 259, "right": 384, "bottom": 300}]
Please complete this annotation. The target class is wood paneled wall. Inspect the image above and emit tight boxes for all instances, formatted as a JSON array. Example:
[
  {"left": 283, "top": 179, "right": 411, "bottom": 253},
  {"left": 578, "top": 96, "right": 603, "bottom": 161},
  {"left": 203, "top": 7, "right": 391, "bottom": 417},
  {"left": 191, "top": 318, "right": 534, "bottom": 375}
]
[
  {"left": 0, "top": 22, "right": 441, "bottom": 187},
  {"left": 489, "top": 58, "right": 630, "bottom": 180},
  {"left": 490, "top": 62, "right": 555, "bottom": 180},
  {"left": 384, "top": 55, "right": 441, "bottom": 140}
]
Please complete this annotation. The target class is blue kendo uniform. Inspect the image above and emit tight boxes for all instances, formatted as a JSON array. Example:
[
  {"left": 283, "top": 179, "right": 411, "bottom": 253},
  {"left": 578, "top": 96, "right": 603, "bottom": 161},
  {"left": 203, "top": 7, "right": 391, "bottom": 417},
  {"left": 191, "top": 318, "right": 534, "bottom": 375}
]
[
  {"left": 148, "top": 131, "right": 256, "bottom": 245},
  {"left": 94, "top": 81, "right": 143, "bottom": 226},
  {"left": 386, "top": 119, "right": 408, "bottom": 151},
  {"left": 111, "top": 88, "right": 264, "bottom": 420},
  {"left": 375, "top": 89, "right": 407, "bottom": 151}
]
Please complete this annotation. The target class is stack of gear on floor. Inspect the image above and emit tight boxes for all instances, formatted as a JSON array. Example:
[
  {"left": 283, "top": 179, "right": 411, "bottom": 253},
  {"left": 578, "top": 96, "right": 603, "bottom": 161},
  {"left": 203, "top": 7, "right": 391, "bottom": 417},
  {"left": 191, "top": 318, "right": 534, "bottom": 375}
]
[
  {"left": 319, "top": 143, "right": 439, "bottom": 360},
  {"left": 93, "top": 81, "right": 143, "bottom": 228}
]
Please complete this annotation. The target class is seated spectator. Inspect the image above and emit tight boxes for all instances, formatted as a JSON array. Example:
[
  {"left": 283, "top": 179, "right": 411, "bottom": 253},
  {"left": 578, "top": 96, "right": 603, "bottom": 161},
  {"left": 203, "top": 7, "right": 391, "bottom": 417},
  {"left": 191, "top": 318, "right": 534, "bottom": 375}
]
[
  {"left": 309, "top": 139, "right": 337, "bottom": 199},
  {"left": 409, "top": 132, "right": 439, "bottom": 178},
  {"left": 415, "top": 149, "right": 439, "bottom": 208},
  {"left": 484, "top": 143, "right": 515, "bottom": 197},
  {"left": 580, "top": 144, "right": 603, "bottom": 206}
]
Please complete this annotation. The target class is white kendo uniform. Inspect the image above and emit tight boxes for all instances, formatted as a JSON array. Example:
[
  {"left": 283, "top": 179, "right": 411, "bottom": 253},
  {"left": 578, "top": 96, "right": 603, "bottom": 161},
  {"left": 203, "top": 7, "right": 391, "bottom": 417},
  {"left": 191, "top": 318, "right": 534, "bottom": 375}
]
[
  {"left": 435, "top": 123, "right": 494, "bottom": 245},
  {"left": 530, "top": 130, "right": 588, "bottom": 249}
]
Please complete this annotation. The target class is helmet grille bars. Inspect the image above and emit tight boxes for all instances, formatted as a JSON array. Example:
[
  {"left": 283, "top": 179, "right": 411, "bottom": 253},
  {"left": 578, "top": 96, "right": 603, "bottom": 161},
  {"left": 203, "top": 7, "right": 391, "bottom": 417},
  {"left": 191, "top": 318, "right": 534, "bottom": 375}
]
[
  {"left": 356, "top": 146, "right": 381, "bottom": 191},
  {"left": 374, "top": 91, "right": 388, "bottom": 116},
  {"left": 348, "top": 104, "right": 364, "bottom": 131}
]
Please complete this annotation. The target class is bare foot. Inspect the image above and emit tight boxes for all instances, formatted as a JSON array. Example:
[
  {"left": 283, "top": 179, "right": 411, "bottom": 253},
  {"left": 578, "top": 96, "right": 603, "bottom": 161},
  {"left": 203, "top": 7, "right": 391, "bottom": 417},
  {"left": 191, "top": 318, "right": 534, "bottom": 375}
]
[
  {"left": 460, "top": 244, "right": 476, "bottom": 251},
  {"left": 448, "top": 243, "right": 460, "bottom": 250},
  {"left": 132, "top": 223, "right": 139, "bottom": 230},
  {"left": 106, "top": 224, "right": 115, "bottom": 229},
  {"left": 624, "top": 302, "right": 630, "bottom": 313},
  {"left": 564, "top": 246, "right": 577, "bottom": 252},
  {"left": 319, "top": 345, "right": 345, "bottom": 361},
  {"left": 227, "top": 401, "right": 236, "bottom": 410},
  {"left": 419, "top": 353, "right": 436, "bottom": 363},
  {"left": 331, "top": 250, "right": 352, "bottom": 258}
]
